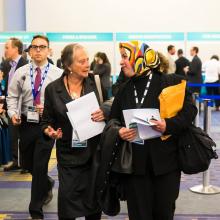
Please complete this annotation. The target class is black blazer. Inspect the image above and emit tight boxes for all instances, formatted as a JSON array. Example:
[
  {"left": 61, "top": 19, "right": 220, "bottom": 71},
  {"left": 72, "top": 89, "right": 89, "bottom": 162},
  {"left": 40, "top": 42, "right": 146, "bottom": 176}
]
[
  {"left": 175, "top": 56, "right": 190, "bottom": 77},
  {"left": 41, "top": 74, "right": 108, "bottom": 167},
  {"left": 187, "top": 55, "right": 202, "bottom": 84},
  {"left": 110, "top": 71, "right": 197, "bottom": 175}
]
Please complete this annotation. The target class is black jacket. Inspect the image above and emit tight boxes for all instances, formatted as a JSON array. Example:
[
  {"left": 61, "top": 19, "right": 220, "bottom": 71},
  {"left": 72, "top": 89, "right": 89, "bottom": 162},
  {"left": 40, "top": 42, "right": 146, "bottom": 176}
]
[
  {"left": 95, "top": 119, "right": 124, "bottom": 216},
  {"left": 110, "top": 71, "right": 198, "bottom": 175},
  {"left": 41, "top": 73, "right": 108, "bottom": 167},
  {"left": 187, "top": 55, "right": 202, "bottom": 84},
  {"left": 3, "top": 56, "right": 28, "bottom": 93},
  {"left": 93, "top": 63, "right": 111, "bottom": 89},
  {"left": 175, "top": 56, "right": 190, "bottom": 77}
]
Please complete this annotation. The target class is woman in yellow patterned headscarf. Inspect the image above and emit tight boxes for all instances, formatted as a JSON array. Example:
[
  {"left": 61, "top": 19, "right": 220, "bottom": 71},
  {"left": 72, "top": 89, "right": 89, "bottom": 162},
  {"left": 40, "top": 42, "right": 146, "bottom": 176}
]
[
  {"left": 119, "top": 41, "right": 160, "bottom": 77},
  {"left": 106, "top": 41, "right": 197, "bottom": 220}
]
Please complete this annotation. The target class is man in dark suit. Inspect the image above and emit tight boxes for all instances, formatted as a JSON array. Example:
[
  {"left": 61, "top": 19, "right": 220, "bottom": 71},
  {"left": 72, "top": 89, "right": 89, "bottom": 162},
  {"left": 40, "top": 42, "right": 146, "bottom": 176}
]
[
  {"left": 175, "top": 49, "right": 189, "bottom": 77},
  {"left": 184, "top": 46, "right": 202, "bottom": 94},
  {"left": 1, "top": 37, "right": 28, "bottom": 172}
]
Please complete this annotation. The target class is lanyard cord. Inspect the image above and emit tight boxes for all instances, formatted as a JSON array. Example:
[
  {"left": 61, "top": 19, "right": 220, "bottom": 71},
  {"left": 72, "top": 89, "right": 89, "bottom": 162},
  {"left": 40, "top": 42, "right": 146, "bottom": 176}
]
[
  {"left": 30, "top": 63, "right": 49, "bottom": 100},
  {"left": 133, "top": 72, "right": 152, "bottom": 108}
]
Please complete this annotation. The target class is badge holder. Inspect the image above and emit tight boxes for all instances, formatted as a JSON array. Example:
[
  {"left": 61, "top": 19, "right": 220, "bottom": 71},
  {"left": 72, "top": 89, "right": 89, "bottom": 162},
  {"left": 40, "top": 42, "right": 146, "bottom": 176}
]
[
  {"left": 71, "top": 128, "right": 87, "bottom": 148},
  {"left": 129, "top": 122, "right": 144, "bottom": 145},
  {"left": 27, "top": 106, "right": 39, "bottom": 123}
]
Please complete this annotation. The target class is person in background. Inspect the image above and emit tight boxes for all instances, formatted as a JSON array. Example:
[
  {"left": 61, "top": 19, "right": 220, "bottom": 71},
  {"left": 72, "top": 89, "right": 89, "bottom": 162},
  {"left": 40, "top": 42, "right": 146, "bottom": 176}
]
[
  {"left": 167, "top": 45, "right": 176, "bottom": 74},
  {"left": 2, "top": 37, "right": 28, "bottom": 172},
  {"left": 57, "top": 57, "right": 62, "bottom": 69},
  {"left": 0, "top": 71, "right": 12, "bottom": 167},
  {"left": 6, "top": 35, "right": 62, "bottom": 220},
  {"left": 109, "top": 41, "right": 197, "bottom": 220},
  {"left": 158, "top": 52, "right": 169, "bottom": 74},
  {"left": 175, "top": 49, "right": 189, "bottom": 77},
  {"left": 93, "top": 52, "right": 112, "bottom": 98},
  {"left": 202, "top": 55, "right": 220, "bottom": 111},
  {"left": 184, "top": 46, "right": 202, "bottom": 94},
  {"left": 41, "top": 43, "right": 109, "bottom": 220}
]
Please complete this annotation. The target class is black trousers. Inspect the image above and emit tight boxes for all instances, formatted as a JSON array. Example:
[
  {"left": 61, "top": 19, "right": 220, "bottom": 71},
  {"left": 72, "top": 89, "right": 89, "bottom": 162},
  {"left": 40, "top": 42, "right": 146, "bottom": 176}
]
[
  {"left": 18, "top": 118, "right": 54, "bottom": 219},
  {"left": 206, "top": 81, "right": 220, "bottom": 107},
  {"left": 8, "top": 120, "right": 20, "bottom": 165},
  {"left": 29, "top": 136, "right": 54, "bottom": 219},
  {"left": 125, "top": 170, "right": 181, "bottom": 220}
]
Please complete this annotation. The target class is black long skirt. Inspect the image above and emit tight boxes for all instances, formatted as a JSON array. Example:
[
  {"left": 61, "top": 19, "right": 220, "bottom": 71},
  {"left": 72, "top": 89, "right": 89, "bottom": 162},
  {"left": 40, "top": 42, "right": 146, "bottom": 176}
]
[{"left": 57, "top": 163, "right": 101, "bottom": 219}]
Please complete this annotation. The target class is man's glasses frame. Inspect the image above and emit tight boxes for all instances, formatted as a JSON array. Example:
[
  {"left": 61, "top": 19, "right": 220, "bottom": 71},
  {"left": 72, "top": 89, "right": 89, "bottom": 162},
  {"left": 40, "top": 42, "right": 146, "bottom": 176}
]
[{"left": 30, "top": 45, "right": 48, "bottom": 51}]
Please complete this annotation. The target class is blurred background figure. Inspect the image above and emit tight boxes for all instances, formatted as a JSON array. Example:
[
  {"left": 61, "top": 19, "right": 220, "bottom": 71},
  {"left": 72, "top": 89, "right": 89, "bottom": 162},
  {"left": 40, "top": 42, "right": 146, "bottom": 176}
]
[
  {"left": 203, "top": 55, "right": 220, "bottom": 111},
  {"left": 0, "top": 71, "right": 12, "bottom": 168},
  {"left": 2, "top": 37, "right": 28, "bottom": 172},
  {"left": 184, "top": 46, "right": 202, "bottom": 94},
  {"left": 167, "top": 45, "right": 176, "bottom": 74},
  {"left": 158, "top": 52, "right": 169, "bottom": 74},
  {"left": 175, "top": 49, "right": 189, "bottom": 77},
  {"left": 92, "top": 52, "right": 112, "bottom": 98}
]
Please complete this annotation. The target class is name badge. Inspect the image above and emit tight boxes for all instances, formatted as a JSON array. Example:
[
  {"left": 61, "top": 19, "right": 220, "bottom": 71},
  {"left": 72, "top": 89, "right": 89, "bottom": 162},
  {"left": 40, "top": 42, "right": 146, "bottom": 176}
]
[
  {"left": 27, "top": 106, "right": 39, "bottom": 123},
  {"left": 129, "top": 122, "right": 144, "bottom": 145},
  {"left": 71, "top": 131, "right": 87, "bottom": 148}
]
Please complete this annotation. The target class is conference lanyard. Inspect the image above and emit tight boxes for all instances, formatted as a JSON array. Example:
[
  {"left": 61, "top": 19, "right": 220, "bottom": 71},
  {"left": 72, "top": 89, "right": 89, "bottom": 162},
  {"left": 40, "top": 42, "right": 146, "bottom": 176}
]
[
  {"left": 30, "top": 63, "right": 49, "bottom": 101},
  {"left": 133, "top": 72, "right": 152, "bottom": 108}
]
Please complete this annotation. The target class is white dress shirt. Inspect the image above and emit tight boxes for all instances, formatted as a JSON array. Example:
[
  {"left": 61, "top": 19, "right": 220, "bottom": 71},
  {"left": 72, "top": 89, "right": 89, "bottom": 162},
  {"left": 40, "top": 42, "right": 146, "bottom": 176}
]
[
  {"left": 203, "top": 59, "right": 220, "bottom": 83},
  {"left": 7, "top": 61, "right": 63, "bottom": 118}
]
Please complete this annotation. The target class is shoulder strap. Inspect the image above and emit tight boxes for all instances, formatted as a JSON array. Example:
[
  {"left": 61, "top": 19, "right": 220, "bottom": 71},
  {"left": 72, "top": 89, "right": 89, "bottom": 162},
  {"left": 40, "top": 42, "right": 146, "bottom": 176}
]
[{"left": 94, "top": 74, "right": 103, "bottom": 104}]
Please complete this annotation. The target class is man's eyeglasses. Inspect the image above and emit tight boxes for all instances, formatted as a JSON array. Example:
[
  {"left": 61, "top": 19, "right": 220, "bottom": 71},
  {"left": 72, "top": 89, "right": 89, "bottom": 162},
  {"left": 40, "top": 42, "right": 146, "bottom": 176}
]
[{"left": 30, "top": 45, "right": 48, "bottom": 51}]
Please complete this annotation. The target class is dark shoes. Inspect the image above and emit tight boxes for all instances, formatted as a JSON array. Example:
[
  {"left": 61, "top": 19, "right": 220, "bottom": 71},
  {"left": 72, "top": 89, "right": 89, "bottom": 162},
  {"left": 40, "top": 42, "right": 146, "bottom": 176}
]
[
  {"left": 216, "top": 107, "right": 220, "bottom": 111},
  {"left": 43, "top": 179, "right": 55, "bottom": 205},
  {"left": 3, "top": 162, "right": 20, "bottom": 172},
  {"left": 20, "top": 169, "right": 29, "bottom": 174}
]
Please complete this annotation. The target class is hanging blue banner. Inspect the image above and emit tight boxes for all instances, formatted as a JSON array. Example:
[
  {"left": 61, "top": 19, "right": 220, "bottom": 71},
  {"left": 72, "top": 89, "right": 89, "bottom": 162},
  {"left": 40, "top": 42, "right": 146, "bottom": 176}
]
[
  {"left": 187, "top": 32, "right": 220, "bottom": 41},
  {"left": 116, "top": 32, "right": 184, "bottom": 41},
  {"left": 0, "top": 32, "right": 44, "bottom": 43},
  {"left": 46, "top": 33, "right": 113, "bottom": 42}
]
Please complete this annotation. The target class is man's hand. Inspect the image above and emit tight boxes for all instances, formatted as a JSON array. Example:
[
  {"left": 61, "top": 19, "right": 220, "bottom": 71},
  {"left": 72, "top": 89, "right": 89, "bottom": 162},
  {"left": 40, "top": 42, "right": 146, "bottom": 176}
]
[{"left": 11, "top": 114, "right": 21, "bottom": 126}]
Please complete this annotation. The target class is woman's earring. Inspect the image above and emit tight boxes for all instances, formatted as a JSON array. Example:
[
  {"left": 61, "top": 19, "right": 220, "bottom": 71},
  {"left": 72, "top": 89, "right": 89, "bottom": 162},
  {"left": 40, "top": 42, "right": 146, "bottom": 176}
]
[{"left": 70, "top": 71, "right": 73, "bottom": 74}]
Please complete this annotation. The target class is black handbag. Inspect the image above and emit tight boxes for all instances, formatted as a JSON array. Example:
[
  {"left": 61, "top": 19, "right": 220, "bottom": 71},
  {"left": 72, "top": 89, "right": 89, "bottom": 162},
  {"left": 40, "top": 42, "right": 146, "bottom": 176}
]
[
  {"left": 178, "top": 124, "right": 218, "bottom": 174},
  {"left": 111, "top": 141, "right": 133, "bottom": 174}
]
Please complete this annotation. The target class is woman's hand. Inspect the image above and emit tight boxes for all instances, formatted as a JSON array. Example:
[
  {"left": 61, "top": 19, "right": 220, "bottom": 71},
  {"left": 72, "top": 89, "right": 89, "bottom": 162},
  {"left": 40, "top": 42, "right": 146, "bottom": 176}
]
[
  {"left": 44, "top": 126, "right": 63, "bottom": 139},
  {"left": 91, "top": 109, "right": 105, "bottom": 122},
  {"left": 119, "top": 127, "right": 137, "bottom": 142},
  {"left": 150, "top": 119, "right": 166, "bottom": 133}
]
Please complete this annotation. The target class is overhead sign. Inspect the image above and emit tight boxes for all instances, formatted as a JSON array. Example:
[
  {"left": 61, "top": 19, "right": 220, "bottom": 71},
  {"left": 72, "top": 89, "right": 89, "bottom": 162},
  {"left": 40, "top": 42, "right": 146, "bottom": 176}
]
[
  {"left": 46, "top": 33, "right": 113, "bottom": 42},
  {"left": 116, "top": 32, "right": 184, "bottom": 41},
  {"left": 0, "top": 32, "right": 44, "bottom": 43},
  {"left": 187, "top": 32, "right": 220, "bottom": 41}
]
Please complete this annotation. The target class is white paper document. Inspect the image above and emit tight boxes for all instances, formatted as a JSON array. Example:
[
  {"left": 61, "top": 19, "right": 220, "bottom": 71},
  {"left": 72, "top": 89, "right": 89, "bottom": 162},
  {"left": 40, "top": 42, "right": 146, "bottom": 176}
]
[
  {"left": 66, "top": 92, "right": 105, "bottom": 142},
  {"left": 123, "top": 108, "right": 162, "bottom": 141}
]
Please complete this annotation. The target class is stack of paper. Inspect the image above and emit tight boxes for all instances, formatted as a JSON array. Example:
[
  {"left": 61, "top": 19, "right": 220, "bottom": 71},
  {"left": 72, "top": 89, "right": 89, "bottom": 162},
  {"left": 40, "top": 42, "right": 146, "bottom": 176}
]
[
  {"left": 66, "top": 92, "right": 106, "bottom": 142},
  {"left": 123, "top": 108, "right": 162, "bottom": 141}
]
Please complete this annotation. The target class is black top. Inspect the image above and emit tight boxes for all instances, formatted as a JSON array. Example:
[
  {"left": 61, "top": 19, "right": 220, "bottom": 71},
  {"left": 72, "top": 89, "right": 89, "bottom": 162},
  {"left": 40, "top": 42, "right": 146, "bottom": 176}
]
[
  {"left": 110, "top": 71, "right": 197, "bottom": 175},
  {"left": 175, "top": 56, "right": 190, "bottom": 77},
  {"left": 41, "top": 74, "right": 108, "bottom": 167},
  {"left": 188, "top": 55, "right": 202, "bottom": 83}
]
